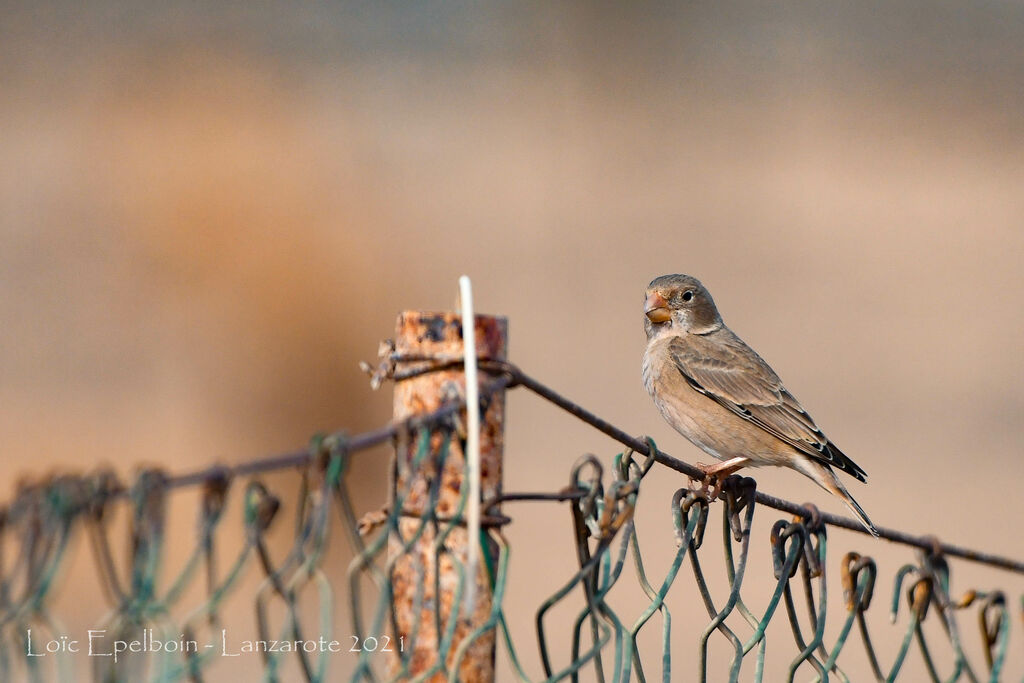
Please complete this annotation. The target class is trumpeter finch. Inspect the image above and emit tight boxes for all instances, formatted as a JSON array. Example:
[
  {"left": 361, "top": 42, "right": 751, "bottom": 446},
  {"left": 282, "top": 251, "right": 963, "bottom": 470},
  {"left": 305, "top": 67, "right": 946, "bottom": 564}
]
[{"left": 642, "top": 274, "right": 877, "bottom": 536}]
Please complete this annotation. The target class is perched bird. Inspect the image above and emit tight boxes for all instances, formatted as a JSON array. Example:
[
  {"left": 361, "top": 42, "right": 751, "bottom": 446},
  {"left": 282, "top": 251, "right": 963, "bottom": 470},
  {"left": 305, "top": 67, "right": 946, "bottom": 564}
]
[{"left": 642, "top": 274, "right": 878, "bottom": 536}]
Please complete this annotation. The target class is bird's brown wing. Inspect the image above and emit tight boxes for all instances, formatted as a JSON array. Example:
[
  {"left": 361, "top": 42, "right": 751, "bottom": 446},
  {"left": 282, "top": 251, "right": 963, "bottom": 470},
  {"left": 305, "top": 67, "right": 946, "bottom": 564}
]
[{"left": 668, "top": 334, "right": 867, "bottom": 482}]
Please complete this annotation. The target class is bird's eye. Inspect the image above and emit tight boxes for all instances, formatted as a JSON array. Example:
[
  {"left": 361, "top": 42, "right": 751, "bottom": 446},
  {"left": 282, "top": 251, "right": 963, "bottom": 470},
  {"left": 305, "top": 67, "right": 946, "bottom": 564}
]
[{"left": 682, "top": 290, "right": 694, "bottom": 302}]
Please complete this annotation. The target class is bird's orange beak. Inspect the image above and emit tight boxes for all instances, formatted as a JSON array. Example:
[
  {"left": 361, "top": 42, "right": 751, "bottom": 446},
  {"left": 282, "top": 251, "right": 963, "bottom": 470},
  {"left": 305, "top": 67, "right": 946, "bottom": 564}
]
[{"left": 644, "top": 292, "right": 671, "bottom": 323}]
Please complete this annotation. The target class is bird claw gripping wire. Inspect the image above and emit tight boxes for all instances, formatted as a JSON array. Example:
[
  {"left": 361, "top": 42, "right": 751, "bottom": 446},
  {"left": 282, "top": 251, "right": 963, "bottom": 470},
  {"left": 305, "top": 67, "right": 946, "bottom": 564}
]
[
  {"left": 684, "top": 467, "right": 747, "bottom": 506},
  {"left": 686, "top": 468, "right": 724, "bottom": 503}
]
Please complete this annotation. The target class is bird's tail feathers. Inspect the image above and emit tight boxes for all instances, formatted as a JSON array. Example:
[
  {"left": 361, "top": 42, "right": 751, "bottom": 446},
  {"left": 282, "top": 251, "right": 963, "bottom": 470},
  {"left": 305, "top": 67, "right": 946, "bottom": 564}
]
[{"left": 794, "top": 458, "right": 879, "bottom": 537}]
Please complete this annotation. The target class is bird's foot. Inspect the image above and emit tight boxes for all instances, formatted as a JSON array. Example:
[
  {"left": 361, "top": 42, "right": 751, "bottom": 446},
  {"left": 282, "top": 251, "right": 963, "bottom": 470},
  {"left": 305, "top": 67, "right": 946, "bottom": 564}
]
[
  {"left": 690, "top": 463, "right": 725, "bottom": 502},
  {"left": 688, "top": 457, "right": 751, "bottom": 502}
]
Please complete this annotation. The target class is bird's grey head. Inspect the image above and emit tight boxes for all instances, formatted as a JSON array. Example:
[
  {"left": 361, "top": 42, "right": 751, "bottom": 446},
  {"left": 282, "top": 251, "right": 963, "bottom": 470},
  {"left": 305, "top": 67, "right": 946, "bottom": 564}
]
[{"left": 643, "top": 274, "right": 723, "bottom": 339}]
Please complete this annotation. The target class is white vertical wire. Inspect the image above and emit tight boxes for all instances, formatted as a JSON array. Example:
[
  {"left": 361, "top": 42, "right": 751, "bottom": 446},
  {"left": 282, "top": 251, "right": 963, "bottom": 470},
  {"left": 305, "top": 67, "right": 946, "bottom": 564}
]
[{"left": 458, "top": 275, "right": 481, "bottom": 616}]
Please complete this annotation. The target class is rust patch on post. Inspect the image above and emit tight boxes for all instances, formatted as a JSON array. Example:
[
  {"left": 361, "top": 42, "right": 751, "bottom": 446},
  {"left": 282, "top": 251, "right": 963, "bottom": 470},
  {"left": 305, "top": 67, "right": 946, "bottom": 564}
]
[{"left": 389, "top": 311, "right": 507, "bottom": 682}]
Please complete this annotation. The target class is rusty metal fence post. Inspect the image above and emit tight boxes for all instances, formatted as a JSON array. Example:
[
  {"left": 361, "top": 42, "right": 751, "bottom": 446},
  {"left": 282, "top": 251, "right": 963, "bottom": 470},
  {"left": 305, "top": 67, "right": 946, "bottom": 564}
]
[{"left": 389, "top": 311, "right": 508, "bottom": 681}]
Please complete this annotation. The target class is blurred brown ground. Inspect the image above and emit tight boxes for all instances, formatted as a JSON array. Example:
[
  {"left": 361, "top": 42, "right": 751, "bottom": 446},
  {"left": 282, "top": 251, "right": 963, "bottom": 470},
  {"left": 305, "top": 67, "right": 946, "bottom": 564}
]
[{"left": 1, "top": 2, "right": 1022, "bottom": 680}]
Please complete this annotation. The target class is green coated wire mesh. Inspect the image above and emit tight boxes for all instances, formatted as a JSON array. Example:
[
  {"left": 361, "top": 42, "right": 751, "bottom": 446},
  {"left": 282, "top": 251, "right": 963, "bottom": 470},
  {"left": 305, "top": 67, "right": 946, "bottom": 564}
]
[{"left": 0, "top": 362, "right": 1020, "bottom": 682}]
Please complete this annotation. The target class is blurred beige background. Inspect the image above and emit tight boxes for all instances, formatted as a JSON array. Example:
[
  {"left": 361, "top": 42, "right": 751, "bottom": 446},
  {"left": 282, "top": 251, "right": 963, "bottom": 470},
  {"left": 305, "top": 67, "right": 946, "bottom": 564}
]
[{"left": 2, "top": 1, "right": 1023, "bottom": 680}]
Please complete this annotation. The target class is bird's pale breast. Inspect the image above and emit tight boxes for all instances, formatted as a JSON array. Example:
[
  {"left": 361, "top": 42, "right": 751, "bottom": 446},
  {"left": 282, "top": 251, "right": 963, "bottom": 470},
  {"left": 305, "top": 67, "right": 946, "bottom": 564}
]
[{"left": 643, "top": 335, "right": 796, "bottom": 467}]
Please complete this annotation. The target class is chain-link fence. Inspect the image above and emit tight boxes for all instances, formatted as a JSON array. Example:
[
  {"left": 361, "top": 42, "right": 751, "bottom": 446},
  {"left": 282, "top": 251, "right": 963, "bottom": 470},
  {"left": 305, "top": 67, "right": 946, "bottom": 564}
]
[{"left": 0, "top": 357, "right": 1020, "bottom": 682}]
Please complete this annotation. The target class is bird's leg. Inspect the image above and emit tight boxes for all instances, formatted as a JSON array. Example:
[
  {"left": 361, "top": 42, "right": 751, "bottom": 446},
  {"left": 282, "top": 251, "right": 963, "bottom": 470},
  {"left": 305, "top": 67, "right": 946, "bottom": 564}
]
[{"left": 691, "top": 457, "right": 750, "bottom": 501}]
